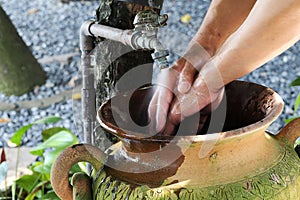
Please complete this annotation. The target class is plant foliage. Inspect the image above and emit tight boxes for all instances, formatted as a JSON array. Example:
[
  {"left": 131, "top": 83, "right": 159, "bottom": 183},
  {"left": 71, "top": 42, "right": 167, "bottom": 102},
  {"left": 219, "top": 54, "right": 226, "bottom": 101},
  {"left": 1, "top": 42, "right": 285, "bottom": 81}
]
[
  {"left": 285, "top": 77, "right": 300, "bottom": 124},
  {"left": 289, "top": 77, "right": 300, "bottom": 87},
  {"left": 7, "top": 116, "right": 82, "bottom": 200}
]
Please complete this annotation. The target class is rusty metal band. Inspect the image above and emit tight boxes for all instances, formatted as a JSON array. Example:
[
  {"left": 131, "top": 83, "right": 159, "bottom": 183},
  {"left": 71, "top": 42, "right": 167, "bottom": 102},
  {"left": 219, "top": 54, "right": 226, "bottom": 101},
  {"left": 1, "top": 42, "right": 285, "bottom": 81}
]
[{"left": 115, "top": 0, "right": 164, "bottom": 9}]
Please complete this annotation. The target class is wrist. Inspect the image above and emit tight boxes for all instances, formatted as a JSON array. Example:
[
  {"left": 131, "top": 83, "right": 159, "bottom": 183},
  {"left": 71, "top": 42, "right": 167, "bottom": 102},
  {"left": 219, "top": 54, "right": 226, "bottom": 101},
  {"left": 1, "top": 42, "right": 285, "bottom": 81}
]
[
  {"left": 193, "top": 31, "right": 222, "bottom": 56},
  {"left": 198, "top": 58, "right": 226, "bottom": 93},
  {"left": 182, "top": 41, "right": 211, "bottom": 70}
]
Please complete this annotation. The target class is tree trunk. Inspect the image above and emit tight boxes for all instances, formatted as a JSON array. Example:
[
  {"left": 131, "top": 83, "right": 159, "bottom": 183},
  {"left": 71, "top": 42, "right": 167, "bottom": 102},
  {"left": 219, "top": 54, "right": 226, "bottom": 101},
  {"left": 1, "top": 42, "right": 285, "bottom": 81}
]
[
  {"left": 93, "top": 0, "right": 161, "bottom": 146},
  {"left": 0, "top": 6, "right": 46, "bottom": 96}
]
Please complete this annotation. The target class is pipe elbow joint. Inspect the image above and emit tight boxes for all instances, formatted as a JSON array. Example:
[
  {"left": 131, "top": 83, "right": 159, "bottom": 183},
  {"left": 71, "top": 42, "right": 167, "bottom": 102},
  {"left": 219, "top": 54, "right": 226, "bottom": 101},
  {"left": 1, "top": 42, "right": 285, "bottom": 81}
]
[{"left": 80, "top": 20, "right": 95, "bottom": 52}]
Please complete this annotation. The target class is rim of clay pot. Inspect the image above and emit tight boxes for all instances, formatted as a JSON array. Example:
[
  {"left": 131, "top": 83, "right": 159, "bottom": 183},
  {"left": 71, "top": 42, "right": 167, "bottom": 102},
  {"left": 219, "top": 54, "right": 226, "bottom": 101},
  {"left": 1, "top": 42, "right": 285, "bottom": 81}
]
[{"left": 97, "top": 81, "right": 284, "bottom": 143}]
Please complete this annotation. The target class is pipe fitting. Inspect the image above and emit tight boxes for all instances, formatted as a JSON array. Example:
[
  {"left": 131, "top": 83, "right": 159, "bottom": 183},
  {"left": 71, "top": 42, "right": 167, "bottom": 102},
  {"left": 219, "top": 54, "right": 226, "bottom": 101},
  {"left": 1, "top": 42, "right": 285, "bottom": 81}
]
[
  {"left": 151, "top": 49, "right": 169, "bottom": 69},
  {"left": 79, "top": 12, "right": 169, "bottom": 144},
  {"left": 132, "top": 10, "right": 169, "bottom": 69},
  {"left": 80, "top": 20, "right": 95, "bottom": 52},
  {"left": 131, "top": 32, "right": 169, "bottom": 69},
  {"left": 80, "top": 11, "right": 169, "bottom": 69}
]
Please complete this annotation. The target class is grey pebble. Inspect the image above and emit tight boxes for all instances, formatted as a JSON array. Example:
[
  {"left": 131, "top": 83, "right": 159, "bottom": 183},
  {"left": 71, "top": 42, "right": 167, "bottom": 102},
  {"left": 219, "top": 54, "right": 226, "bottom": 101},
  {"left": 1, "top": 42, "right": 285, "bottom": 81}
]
[{"left": 0, "top": 0, "right": 299, "bottom": 147}]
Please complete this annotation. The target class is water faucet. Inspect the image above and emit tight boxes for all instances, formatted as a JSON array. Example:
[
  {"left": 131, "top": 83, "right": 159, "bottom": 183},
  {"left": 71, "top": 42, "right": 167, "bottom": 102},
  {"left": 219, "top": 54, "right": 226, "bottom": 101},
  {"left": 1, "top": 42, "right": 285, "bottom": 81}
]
[
  {"left": 131, "top": 10, "right": 169, "bottom": 69},
  {"left": 80, "top": 10, "right": 169, "bottom": 145}
]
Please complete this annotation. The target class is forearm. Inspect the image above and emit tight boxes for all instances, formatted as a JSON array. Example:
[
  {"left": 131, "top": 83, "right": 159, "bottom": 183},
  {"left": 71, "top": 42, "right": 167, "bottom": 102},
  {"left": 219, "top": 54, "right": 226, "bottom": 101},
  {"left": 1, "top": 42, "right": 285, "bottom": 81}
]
[
  {"left": 193, "top": 0, "right": 257, "bottom": 55},
  {"left": 202, "top": 0, "right": 300, "bottom": 89}
]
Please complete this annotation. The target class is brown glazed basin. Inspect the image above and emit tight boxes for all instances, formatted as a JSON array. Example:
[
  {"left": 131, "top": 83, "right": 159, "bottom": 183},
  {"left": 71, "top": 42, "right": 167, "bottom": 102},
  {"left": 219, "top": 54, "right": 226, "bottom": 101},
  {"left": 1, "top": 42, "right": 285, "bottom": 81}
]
[{"left": 51, "top": 80, "right": 300, "bottom": 200}]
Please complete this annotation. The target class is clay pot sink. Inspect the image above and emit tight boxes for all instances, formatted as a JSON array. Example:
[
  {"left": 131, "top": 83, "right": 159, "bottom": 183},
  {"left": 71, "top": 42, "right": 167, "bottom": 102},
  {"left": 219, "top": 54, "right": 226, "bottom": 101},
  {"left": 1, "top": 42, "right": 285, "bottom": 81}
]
[
  {"left": 98, "top": 80, "right": 282, "bottom": 148},
  {"left": 51, "top": 80, "right": 300, "bottom": 200}
]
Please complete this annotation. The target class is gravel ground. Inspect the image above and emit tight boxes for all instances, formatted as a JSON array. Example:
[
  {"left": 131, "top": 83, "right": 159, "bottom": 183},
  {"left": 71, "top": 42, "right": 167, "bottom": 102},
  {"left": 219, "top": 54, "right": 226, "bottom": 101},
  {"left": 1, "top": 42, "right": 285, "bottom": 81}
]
[
  {"left": 0, "top": 0, "right": 99, "bottom": 146},
  {"left": 0, "top": 0, "right": 299, "bottom": 147}
]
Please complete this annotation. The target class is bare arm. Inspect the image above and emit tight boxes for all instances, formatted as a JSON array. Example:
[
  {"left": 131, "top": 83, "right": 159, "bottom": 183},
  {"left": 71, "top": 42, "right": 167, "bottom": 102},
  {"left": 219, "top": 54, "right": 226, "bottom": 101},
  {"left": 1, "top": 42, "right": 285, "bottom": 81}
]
[
  {"left": 170, "top": 0, "right": 300, "bottom": 121},
  {"left": 195, "top": 0, "right": 257, "bottom": 55},
  {"left": 178, "top": 0, "right": 257, "bottom": 93},
  {"left": 149, "top": 0, "right": 257, "bottom": 134},
  {"left": 203, "top": 0, "right": 300, "bottom": 89}
]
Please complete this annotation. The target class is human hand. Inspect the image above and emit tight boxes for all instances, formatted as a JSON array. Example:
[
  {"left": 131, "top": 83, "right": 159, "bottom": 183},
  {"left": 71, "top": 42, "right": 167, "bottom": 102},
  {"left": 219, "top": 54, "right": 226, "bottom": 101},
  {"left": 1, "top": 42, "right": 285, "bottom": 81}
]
[
  {"left": 162, "top": 69, "right": 225, "bottom": 136},
  {"left": 148, "top": 43, "right": 211, "bottom": 134}
]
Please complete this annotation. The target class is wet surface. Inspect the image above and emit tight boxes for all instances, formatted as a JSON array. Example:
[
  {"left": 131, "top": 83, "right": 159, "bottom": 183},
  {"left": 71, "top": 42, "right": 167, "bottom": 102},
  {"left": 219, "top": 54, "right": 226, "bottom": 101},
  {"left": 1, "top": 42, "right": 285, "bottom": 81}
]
[
  {"left": 98, "top": 80, "right": 279, "bottom": 139},
  {"left": 105, "top": 150, "right": 184, "bottom": 187},
  {"left": 95, "top": 80, "right": 285, "bottom": 189}
]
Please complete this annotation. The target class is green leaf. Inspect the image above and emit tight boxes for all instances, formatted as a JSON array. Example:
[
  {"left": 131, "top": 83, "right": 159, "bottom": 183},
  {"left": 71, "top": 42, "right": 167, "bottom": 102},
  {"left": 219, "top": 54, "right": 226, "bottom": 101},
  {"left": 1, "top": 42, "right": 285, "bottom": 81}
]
[
  {"left": 72, "top": 162, "right": 87, "bottom": 174},
  {"left": 31, "top": 162, "right": 51, "bottom": 181},
  {"left": 33, "top": 163, "right": 51, "bottom": 176},
  {"left": 31, "top": 162, "right": 43, "bottom": 173},
  {"left": 9, "top": 116, "right": 62, "bottom": 147},
  {"left": 30, "top": 148, "right": 44, "bottom": 156},
  {"left": 32, "top": 149, "right": 62, "bottom": 175},
  {"left": 10, "top": 124, "right": 33, "bottom": 146},
  {"left": 284, "top": 116, "right": 300, "bottom": 124},
  {"left": 0, "top": 162, "right": 8, "bottom": 183},
  {"left": 40, "top": 190, "right": 60, "bottom": 200},
  {"left": 12, "top": 182, "right": 16, "bottom": 200},
  {"left": 30, "top": 131, "right": 78, "bottom": 153},
  {"left": 15, "top": 172, "right": 41, "bottom": 192},
  {"left": 290, "top": 77, "right": 300, "bottom": 86},
  {"left": 25, "top": 192, "right": 36, "bottom": 200},
  {"left": 70, "top": 163, "right": 87, "bottom": 174},
  {"left": 294, "top": 93, "right": 300, "bottom": 113},
  {"left": 44, "top": 149, "right": 61, "bottom": 167},
  {"left": 42, "top": 127, "right": 71, "bottom": 141},
  {"left": 24, "top": 180, "right": 50, "bottom": 200},
  {"left": 32, "top": 116, "right": 62, "bottom": 124},
  {"left": 29, "top": 161, "right": 43, "bottom": 170}
]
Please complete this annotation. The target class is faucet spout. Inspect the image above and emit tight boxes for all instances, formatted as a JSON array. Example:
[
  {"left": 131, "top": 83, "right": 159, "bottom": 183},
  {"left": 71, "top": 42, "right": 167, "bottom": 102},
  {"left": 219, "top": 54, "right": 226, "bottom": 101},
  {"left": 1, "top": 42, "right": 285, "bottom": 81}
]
[
  {"left": 131, "top": 10, "right": 169, "bottom": 69},
  {"left": 150, "top": 40, "right": 169, "bottom": 69}
]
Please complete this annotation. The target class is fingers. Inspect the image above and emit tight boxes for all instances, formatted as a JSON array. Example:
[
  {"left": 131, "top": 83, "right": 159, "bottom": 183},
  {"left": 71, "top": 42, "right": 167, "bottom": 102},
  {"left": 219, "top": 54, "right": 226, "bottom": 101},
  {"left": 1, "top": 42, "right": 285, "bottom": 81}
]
[
  {"left": 148, "top": 63, "right": 182, "bottom": 134},
  {"left": 201, "top": 88, "right": 224, "bottom": 115},
  {"left": 154, "top": 67, "right": 179, "bottom": 90},
  {"left": 168, "top": 98, "right": 183, "bottom": 125},
  {"left": 148, "top": 85, "right": 174, "bottom": 133},
  {"left": 148, "top": 43, "right": 212, "bottom": 135},
  {"left": 163, "top": 98, "right": 210, "bottom": 136},
  {"left": 170, "top": 90, "right": 207, "bottom": 121},
  {"left": 169, "top": 76, "right": 224, "bottom": 124},
  {"left": 161, "top": 120, "right": 177, "bottom": 136},
  {"left": 178, "top": 62, "right": 196, "bottom": 93},
  {"left": 177, "top": 44, "right": 211, "bottom": 94}
]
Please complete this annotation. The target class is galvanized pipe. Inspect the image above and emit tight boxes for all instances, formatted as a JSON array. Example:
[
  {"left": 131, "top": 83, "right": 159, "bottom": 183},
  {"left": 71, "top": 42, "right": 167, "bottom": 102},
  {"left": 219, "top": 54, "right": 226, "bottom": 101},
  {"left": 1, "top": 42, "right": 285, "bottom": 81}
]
[
  {"left": 80, "top": 19, "right": 168, "bottom": 145},
  {"left": 81, "top": 20, "right": 167, "bottom": 53},
  {"left": 80, "top": 21, "right": 96, "bottom": 145},
  {"left": 89, "top": 22, "right": 134, "bottom": 48}
]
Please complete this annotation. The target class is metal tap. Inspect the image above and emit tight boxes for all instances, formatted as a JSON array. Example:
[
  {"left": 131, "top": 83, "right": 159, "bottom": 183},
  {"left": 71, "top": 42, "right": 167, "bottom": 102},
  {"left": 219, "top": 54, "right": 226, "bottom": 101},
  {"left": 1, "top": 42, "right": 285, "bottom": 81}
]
[
  {"left": 131, "top": 10, "right": 169, "bottom": 69},
  {"left": 79, "top": 10, "right": 170, "bottom": 146}
]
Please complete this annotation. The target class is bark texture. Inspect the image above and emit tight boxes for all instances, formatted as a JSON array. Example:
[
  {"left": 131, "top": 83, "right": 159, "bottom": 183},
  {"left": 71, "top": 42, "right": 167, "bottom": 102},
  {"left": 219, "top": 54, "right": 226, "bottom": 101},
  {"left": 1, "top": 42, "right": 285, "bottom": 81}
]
[
  {"left": 95, "top": 1, "right": 159, "bottom": 106},
  {"left": 0, "top": 6, "right": 46, "bottom": 96}
]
